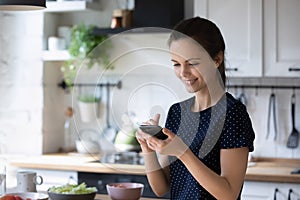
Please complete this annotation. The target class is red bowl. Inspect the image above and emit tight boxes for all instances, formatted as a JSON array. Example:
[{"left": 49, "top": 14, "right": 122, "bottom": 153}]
[{"left": 106, "top": 182, "right": 144, "bottom": 200}]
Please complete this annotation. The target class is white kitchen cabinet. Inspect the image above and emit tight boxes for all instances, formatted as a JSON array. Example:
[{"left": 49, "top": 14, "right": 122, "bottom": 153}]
[
  {"left": 263, "top": 0, "right": 300, "bottom": 77},
  {"left": 242, "top": 181, "right": 300, "bottom": 200},
  {"left": 195, "top": 0, "right": 300, "bottom": 78},
  {"left": 194, "top": 0, "right": 263, "bottom": 77}
]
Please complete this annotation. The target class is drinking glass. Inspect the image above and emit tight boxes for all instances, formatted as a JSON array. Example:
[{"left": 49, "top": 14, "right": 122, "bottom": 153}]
[{"left": 0, "top": 161, "right": 6, "bottom": 196}]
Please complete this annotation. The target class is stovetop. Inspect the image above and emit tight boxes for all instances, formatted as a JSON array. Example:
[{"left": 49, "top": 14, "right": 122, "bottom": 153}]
[{"left": 100, "top": 151, "right": 144, "bottom": 165}]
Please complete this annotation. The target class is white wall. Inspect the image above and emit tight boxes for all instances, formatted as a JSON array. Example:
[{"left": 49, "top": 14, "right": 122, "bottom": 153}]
[{"left": 0, "top": 11, "right": 44, "bottom": 155}]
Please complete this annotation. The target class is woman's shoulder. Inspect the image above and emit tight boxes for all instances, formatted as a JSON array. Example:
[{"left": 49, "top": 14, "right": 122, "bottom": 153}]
[
  {"left": 224, "top": 92, "right": 247, "bottom": 114},
  {"left": 225, "top": 92, "right": 244, "bottom": 106},
  {"left": 170, "top": 96, "right": 194, "bottom": 110}
]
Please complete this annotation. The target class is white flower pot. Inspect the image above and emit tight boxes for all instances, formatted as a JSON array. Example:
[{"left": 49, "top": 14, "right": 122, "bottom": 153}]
[{"left": 78, "top": 101, "right": 98, "bottom": 122}]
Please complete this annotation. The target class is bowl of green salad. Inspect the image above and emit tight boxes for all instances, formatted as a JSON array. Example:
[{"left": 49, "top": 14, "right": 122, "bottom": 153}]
[{"left": 47, "top": 182, "right": 97, "bottom": 200}]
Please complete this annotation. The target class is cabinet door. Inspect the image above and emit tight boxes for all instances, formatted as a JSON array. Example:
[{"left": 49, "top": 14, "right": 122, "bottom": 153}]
[
  {"left": 194, "top": 0, "right": 263, "bottom": 77},
  {"left": 243, "top": 181, "right": 300, "bottom": 200},
  {"left": 242, "top": 181, "right": 274, "bottom": 200},
  {"left": 264, "top": 0, "right": 300, "bottom": 77}
]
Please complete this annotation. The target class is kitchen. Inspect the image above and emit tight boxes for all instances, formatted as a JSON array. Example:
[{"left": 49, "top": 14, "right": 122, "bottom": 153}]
[{"left": 0, "top": 0, "right": 300, "bottom": 199}]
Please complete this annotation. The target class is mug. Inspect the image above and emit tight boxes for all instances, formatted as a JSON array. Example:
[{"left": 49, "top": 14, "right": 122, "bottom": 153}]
[
  {"left": 17, "top": 171, "right": 43, "bottom": 192},
  {"left": 0, "top": 162, "right": 6, "bottom": 196},
  {"left": 48, "top": 36, "right": 66, "bottom": 51}
]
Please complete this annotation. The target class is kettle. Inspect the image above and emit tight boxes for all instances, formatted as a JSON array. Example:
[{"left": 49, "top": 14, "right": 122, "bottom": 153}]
[{"left": 114, "top": 129, "right": 141, "bottom": 152}]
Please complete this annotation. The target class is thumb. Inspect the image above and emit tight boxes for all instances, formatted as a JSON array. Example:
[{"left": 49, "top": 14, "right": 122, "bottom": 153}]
[
  {"left": 153, "top": 113, "right": 160, "bottom": 124},
  {"left": 162, "top": 128, "right": 175, "bottom": 138}
]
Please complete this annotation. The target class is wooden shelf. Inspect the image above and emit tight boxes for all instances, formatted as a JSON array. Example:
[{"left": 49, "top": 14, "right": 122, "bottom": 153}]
[
  {"left": 93, "top": 27, "right": 172, "bottom": 36},
  {"left": 42, "top": 50, "right": 70, "bottom": 61},
  {"left": 45, "top": 1, "right": 101, "bottom": 13}
]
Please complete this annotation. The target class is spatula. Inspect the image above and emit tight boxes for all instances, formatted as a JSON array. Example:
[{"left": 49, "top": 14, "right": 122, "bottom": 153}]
[{"left": 287, "top": 93, "right": 299, "bottom": 148}]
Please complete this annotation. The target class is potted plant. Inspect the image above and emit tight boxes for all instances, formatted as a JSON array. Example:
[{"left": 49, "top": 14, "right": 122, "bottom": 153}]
[
  {"left": 61, "top": 23, "right": 112, "bottom": 87},
  {"left": 60, "top": 24, "right": 112, "bottom": 122},
  {"left": 77, "top": 95, "right": 100, "bottom": 123}
]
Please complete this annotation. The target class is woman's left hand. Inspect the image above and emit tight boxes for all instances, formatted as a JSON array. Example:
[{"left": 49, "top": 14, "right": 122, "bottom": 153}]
[{"left": 147, "top": 128, "right": 189, "bottom": 158}]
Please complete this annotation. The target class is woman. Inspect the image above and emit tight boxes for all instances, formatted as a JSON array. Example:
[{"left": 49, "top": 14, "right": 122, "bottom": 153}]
[{"left": 136, "top": 17, "right": 255, "bottom": 200}]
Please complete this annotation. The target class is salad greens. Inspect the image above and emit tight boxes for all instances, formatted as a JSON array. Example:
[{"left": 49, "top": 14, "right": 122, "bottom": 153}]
[{"left": 48, "top": 182, "right": 97, "bottom": 194}]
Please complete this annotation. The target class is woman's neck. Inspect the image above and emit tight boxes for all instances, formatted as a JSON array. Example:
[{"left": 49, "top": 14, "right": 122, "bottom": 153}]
[{"left": 192, "top": 82, "right": 225, "bottom": 112}]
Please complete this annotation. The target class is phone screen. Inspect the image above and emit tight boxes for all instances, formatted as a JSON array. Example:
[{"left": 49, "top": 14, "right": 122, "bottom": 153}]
[{"left": 139, "top": 125, "right": 168, "bottom": 140}]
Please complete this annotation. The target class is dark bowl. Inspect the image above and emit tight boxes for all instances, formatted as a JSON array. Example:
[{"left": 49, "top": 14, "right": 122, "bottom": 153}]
[{"left": 47, "top": 191, "right": 96, "bottom": 200}]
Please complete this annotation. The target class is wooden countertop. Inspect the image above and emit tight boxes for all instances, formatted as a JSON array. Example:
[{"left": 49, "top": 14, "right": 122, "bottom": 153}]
[
  {"left": 245, "top": 157, "right": 300, "bottom": 183},
  {"left": 8, "top": 153, "right": 145, "bottom": 175},
  {"left": 6, "top": 154, "right": 300, "bottom": 183}
]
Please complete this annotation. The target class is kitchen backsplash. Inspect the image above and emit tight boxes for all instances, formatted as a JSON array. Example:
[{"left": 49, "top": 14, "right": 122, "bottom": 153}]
[{"left": 0, "top": 11, "right": 300, "bottom": 159}]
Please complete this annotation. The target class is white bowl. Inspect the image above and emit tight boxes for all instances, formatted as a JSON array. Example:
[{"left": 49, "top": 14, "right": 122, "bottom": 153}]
[
  {"left": 106, "top": 182, "right": 144, "bottom": 200},
  {"left": 75, "top": 140, "right": 100, "bottom": 154}
]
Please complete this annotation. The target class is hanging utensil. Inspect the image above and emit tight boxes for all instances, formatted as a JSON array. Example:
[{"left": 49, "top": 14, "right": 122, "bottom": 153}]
[
  {"left": 266, "top": 92, "right": 277, "bottom": 140},
  {"left": 287, "top": 93, "right": 299, "bottom": 148},
  {"left": 238, "top": 87, "right": 247, "bottom": 106},
  {"left": 99, "top": 84, "right": 117, "bottom": 154},
  {"left": 103, "top": 84, "right": 116, "bottom": 142}
]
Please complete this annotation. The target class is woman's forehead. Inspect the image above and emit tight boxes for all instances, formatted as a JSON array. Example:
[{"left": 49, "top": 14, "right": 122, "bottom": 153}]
[{"left": 169, "top": 38, "right": 207, "bottom": 61}]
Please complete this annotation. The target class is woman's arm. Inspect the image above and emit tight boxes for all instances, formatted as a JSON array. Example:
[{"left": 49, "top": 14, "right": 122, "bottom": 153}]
[
  {"left": 136, "top": 114, "right": 170, "bottom": 196},
  {"left": 179, "top": 147, "right": 248, "bottom": 200},
  {"left": 149, "top": 128, "right": 249, "bottom": 200},
  {"left": 142, "top": 151, "right": 170, "bottom": 196}
]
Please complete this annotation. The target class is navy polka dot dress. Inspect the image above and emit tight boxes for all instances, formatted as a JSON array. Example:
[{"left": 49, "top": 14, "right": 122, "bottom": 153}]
[{"left": 165, "top": 92, "right": 255, "bottom": 200}]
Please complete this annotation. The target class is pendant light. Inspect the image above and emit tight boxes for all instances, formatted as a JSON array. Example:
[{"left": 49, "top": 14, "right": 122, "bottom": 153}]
[{"left": 0, "top": 0, "right": 46, "bottom": 11}]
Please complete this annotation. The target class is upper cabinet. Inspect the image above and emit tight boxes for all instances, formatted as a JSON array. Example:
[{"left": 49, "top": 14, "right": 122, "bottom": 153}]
[
  {"left": 194, "top": 0, "right": 263, "bottom": 77},
  {"left": 263, "top": 0, "right": 300, "bottom": 77},
  {"left": 194, "top": 0, "right": 300, "bottom": 78}
]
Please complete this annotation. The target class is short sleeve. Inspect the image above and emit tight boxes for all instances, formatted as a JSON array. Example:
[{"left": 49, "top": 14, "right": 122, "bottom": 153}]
[{"left": 220, "top": 102, "right": 255, "bottom": 152}]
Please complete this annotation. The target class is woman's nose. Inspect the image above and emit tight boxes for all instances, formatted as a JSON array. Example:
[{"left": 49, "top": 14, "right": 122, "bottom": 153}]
[{"left": 180, "top": 64, "right": 190, "bottom": 77}]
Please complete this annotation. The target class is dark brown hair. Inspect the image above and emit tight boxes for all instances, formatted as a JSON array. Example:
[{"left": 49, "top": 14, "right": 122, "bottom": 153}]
[{"left": 168, "top": 17, "right": 226, "bottom": 86}]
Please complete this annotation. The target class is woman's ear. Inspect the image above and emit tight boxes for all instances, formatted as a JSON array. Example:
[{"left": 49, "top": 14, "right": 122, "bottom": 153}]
[{"left": 214, "top": 51, "right": 224, "bottom": 68}]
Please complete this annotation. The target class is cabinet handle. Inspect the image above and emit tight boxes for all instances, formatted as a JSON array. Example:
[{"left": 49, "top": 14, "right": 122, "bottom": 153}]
[
  {"left": 289, "top": 68, "right": 300, "bottom": 71},
  {"left": 273, "top": 188, "right": 279, "bottom": 200},
  {"left": 226, "top": 68, "right": 238, "bottom": 71},
  {"left": 97, "top": 180, "right": 104, "bottom": 190},
  {"left": 288, "top": 189, "right": 293, "bottom": 200}
]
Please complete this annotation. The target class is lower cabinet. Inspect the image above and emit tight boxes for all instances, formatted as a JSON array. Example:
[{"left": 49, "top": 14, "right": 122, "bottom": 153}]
[
  {"left": 242, "top": 181, "right": 300, "bottom": 200},
  {"left": 78, "top": 172, "right": 170, "bottom": 199}
]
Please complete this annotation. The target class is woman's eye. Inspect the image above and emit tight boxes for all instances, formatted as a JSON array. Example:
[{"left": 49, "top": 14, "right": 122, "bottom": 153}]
[
  {"left": 173, "top": 63, "right": 180, "bottom": 67},
  {"left": 189, "top": 63, "right": 199, "bottom": 67}
]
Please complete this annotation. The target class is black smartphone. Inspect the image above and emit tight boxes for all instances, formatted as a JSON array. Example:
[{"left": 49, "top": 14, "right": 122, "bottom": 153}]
[{"left": 139, "top": 125, "right": 168, "bottom": 140}]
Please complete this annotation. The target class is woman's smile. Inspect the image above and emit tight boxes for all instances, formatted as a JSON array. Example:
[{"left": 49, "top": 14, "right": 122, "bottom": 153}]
[{"left": 183, "top": 78, "right": 198, "bottom": 86}]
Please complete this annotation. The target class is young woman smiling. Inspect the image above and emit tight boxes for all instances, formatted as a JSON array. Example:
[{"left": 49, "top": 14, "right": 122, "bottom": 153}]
[{"left": 136, "top": 17, "right": 255, "bottom": 200}]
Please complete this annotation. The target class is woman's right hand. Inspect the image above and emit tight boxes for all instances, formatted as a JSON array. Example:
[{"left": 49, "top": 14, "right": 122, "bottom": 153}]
[
  {"left": 136, "top": 129, "right": 153, "bottom": 152},
  {"left": 136, "top": 114, "right": 160, "bottom": 153}
]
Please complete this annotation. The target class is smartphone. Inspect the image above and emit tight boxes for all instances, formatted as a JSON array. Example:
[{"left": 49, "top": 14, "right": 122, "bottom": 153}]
[{"left": 139, "top": 125, "right": 168, "bottom": 140}]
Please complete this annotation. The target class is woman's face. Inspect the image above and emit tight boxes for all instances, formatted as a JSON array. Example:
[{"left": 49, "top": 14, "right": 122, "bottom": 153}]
[{"left": 169, "top": 38, "right": 217, "bottom": 94}]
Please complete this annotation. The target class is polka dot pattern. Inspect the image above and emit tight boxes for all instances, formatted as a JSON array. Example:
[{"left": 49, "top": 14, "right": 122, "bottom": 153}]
[{"left": 165, "top": 92, "right": 255, "bottom": 199}]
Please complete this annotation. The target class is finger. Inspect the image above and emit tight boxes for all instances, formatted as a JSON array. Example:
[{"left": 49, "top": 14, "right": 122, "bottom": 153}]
[
  {"left": 136, "top": 130, "right": 151, "bottom": 140},
  {"left": 153, "top": 113, "right": 160, "bottom": 123},
  {"left": 162, "top": 128, "right": 175, "bottom": 139}
]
